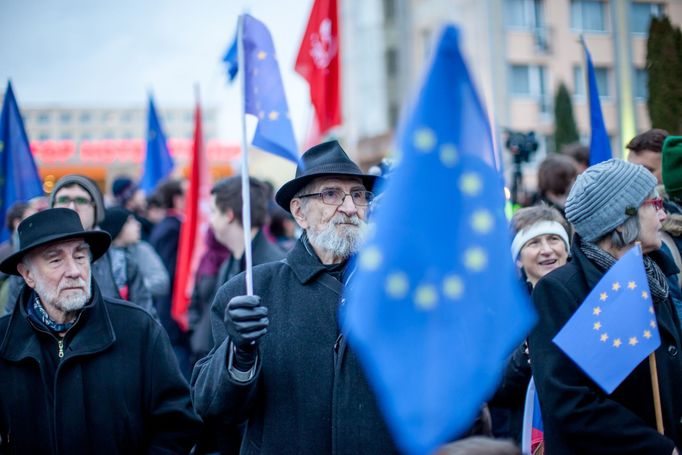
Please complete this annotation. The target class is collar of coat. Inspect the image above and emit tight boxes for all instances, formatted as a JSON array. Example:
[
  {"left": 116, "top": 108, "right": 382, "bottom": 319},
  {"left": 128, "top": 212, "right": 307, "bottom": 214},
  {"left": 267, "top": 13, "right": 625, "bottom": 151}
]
[
  {"left": 0, "top": 280, "right": 116, "bottom": 363},
  {"left": 285, "top": 236, "right": 347, "bottom": 285}
]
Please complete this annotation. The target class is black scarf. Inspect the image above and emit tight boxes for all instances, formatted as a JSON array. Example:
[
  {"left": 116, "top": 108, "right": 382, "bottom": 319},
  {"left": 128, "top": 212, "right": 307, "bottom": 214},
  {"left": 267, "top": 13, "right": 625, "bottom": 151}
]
[{"left": 579, "top": 238, "right": 670, "bottom": 303}]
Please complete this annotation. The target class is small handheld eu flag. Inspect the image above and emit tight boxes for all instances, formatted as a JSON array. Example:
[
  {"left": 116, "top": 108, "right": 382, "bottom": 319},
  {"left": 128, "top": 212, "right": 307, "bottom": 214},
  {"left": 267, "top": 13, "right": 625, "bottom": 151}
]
[{"left": 553, "top": 243, "right": 661, "bottom": 394}]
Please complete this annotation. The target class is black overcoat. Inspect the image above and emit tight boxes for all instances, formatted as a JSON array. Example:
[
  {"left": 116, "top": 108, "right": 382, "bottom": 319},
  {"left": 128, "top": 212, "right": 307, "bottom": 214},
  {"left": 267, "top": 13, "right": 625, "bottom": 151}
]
[
  {"left": 529, "top": 238, "right": 682, "bottom": 454},
  {"left": 191, "top": 238, "right": 397, "bottom": 454},
  {"left": 0, "top": 281, "right": 201, "bottom": 454}
]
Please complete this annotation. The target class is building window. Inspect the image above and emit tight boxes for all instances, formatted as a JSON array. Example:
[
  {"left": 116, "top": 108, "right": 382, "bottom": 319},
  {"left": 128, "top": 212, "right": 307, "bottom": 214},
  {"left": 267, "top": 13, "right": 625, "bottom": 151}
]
[
  {"left": 504, "top": 0, "right": 544, "bottom": 29},
  {"left": 60, "top": 112, "right": 72, "bottom": 124},
  {"left": 38, "top": 132, "right": 50, "bottom": 140},
  {"left": 571, "top": 0, "right": 606, "bottom": 32},
  {"left": 386, "top": 48, "right": 398, "bottom": 76},
  {"left": 383, "top": 0, "right": 396, "bottom": 22},
  {"left": 630, "top": 2, "right": 663, "bottom": 35},
  {"left": 634, "top": 68, "right": 648, "bottom": 100},
  {"left": 60, "top": 132, "right": 73, "bottom": 140},
  {"left": 574, "top": 65, "right": 611, "bottom": 97},
  {"left": 121, "top": 111, "right": 134, "bottom": 123},
  {"left": 79, "top": 112, "right": 91, "bottom": 123},
  {"left": 37, "top": 112, "right": 51, "bottom": 124},
  {"left": 509, "top": 64, "right": 550, "bottom": 112}
]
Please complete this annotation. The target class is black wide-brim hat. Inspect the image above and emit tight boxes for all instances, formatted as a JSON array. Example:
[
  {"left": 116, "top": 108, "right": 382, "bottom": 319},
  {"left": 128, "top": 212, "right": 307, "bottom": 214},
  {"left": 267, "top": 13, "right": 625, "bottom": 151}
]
[
  {"left": 275, "top": 140, "right": 381, "bottom": 213},
  {"left": 0, "top": 208, "right": 111, "bottom": 276}
]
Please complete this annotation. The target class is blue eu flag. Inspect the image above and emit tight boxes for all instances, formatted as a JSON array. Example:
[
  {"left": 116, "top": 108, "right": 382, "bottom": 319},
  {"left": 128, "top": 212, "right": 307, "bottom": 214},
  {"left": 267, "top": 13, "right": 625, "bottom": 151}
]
[
  {"left": 584, "top": 41, "right": 612, "bottom": 165},
  {"left": 0, "top": 81, "right": 43, "bottom": 242},
  {"left": 222, "top": 31, "right": 238, "bottom": 83},
  {"left": 140, "top": 96, "right": 174, "bottom": 194},
  {"left": 241, "top": 14, "right": 298, "bottom": 163},
  {"left": 554, "top": 244, "right": 660, "bottom": 394},
  {"left": 342, "top": 26, "right": 536, "bottom": 455}
]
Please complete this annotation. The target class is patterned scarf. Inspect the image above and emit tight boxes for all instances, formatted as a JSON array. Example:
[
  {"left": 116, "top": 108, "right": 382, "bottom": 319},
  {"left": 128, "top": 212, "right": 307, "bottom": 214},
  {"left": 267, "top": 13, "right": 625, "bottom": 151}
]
[
  {"left": 27, "top": 292, "right": 77, "bottom": 333},
  {"left": 579, "top": 238, "right": 669, "bottom": 302}
]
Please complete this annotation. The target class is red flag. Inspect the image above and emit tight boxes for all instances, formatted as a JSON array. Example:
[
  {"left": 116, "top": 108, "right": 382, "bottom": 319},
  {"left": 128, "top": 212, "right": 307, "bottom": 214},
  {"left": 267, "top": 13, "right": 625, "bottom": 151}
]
[
  {"left": 295, "top": 0, "right": 341, "bottom": 136},
  {"left": 172, "top": 100, "right": 211, "bottom": 331}
]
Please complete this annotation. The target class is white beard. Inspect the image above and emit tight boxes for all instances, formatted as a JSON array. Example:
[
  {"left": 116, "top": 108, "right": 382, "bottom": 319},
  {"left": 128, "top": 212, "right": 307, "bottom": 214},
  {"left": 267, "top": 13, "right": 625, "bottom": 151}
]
[
  {"left": 34, "top": 274, "right": 92, "bottom": 313},
  {"left": 307, "top": 213, "right": 367, "bottom": 261}
]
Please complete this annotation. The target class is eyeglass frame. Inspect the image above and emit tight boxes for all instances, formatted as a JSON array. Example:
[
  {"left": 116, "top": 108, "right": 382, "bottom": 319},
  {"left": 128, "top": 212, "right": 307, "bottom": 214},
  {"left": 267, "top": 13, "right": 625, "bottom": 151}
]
[
  {"left": 642, "top": 196, "right": 664, "bottom": 211},
  {"left": 296, "top": 189, "right": 374, "bottom": 206},
  {"left": 53, "top": 195, "right": 94, "bottom": 208}
]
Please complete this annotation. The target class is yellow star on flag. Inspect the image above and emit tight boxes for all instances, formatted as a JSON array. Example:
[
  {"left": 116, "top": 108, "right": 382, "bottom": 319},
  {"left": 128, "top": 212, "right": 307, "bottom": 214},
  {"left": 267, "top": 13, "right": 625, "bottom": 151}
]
[
  {"left": 629, "top": 337, "right": 638, "bottom": 346},
  {"left": 642, "top": 291, "right": 649, "bottom": 299},
  {"left": 600, "top": 333, "right": 609, "bottom": 342},
  {"left": 644, "top": 330, "right": 652, "bottom": 339},
  {"left": 650, "top": 320, "right": 657, "bottom": 328},
  {"left": 612, "top": 282, "right": 621, "bottom": 291},
  {"left": 600, "top": 292, "right": 608, "bottom": 302},
  {"left": 593, "top": 306, "right": 602, "bottom": 316},
  {"left": 613, "top": 338, "right": 622, "bottom": 348},
  {"left": 268, "top": 111, "right": 279, "bottom": 120},
  {"left": 628, "top": 281, "right": 637, "bottom": 290},
  {"left": 257, "top": 50, "right": 267, "bottom": 60},
  {"left": 593, "top": 321, "right": 602, "bottom": 330},
  {"left": 649, "top": 306, "right": 654, "bottom": 314}
]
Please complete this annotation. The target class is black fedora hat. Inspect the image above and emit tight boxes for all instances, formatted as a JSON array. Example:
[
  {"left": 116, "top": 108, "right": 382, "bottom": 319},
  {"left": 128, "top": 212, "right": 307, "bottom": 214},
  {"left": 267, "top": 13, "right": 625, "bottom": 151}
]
[
  {"left": 0, "top": 208, "right": 111, "bottom": 276},
  {"left": 275, "top": 140, "right": 381, "bottom": 212}
]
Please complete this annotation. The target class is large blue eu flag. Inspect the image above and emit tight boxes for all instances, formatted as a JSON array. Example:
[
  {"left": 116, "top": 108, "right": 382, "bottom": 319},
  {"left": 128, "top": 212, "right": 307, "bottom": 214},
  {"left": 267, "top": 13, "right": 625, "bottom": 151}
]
[
  {"left": 342, "top": 26, "right": 536, "bottom": 455},
  {"left": 240, "top": 14, "right": 298, "bottom": 163},
  {"left": 583, "top": 40, "right": 612, "bottom": 165},
  {"left": 554, "top": 244, "right": 660, "bottom": 394},
  {"left": 141, "top": 96, "right": 174, "bottom": 194},
  {"left": 0, "top": 81, "right": 43, "bottom": 242}
]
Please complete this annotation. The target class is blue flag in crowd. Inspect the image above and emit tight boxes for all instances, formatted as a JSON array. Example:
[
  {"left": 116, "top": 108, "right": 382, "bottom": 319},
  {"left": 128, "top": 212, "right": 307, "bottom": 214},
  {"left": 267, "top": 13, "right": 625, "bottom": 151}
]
[
  {"left": 554, "top": 244, "right": 660, "bottom": 394},
  {"left": 584, "top": 42, "right": 612, "bottom": 165},
  {"left": 0, "top": 81, "right": 43, "bottom": 242},
  {"left": 240, "top": 14, "right": 298, "bottom": 163},
  {"left": 222, "top": 31, "right": 238, "bottom": 83},
  {"left": 342, "top": 26, "right": 536, "bottom": 455},
  {"left": 140, "top": 96, "right": 174, "bottom": 194}
]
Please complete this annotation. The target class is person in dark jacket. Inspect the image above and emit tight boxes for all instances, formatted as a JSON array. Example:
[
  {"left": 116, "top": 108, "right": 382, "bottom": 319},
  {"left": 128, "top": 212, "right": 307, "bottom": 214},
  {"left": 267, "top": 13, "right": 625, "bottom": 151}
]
[
  {"left": 529, "top": 159, "right": 682, "bottom": 454},
  {"left": 490, "top": 204, "right": 570, "bottom": 443},
  {"left": 191, "top": 141, "right": 400, "bottom": 454},
  {"left": 0, "top": 208, "right": 201, "bottom": 453},
  {"left": 4, "top": 175, "right": 155, "bottom": 318}
]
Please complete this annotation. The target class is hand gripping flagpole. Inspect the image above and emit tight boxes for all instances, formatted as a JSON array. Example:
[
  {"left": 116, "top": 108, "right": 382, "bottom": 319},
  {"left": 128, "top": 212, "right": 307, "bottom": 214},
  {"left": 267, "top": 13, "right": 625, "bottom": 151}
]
[{"left": 238, "top": 13, "right": 254, "bottom": 296}]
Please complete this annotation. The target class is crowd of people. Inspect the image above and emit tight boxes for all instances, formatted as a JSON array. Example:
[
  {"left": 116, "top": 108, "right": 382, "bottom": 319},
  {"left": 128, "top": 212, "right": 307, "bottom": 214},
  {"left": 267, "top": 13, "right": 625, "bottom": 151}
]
[{"left": 1, "top": 132, "right": 682, "bottom": 454}]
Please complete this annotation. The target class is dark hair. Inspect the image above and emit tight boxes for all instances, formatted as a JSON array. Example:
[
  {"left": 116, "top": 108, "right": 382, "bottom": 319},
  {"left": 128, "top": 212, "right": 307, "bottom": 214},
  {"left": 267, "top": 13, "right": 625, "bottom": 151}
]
[
  {"left": 561, "top": 142, "right": 589, "bottom": 168},
  {"left": 626, "top": 128, "right": 669, "bottom": 154},
  {"left": 154, "top": 178, "right": 184, "bottom": 209},
  {"left": 146, "top": 192, "right": 164, "bottom": 209},
  {"left": 5, "top": 201, "right": 30, "bottom": 232},
  {"left": 211, "top": 176, "right": 269, "bottom": 228},
  {"left": 538, "top": 154, "right": 578, "bottom": 197}
]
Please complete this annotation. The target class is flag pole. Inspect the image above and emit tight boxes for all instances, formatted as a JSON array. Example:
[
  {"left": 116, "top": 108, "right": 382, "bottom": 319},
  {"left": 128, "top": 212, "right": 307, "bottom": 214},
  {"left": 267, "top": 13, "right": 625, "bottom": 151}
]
[
  {"left": 237, "top": 13, "right": 254, "bottom": 296},
  {"left": 648, "top": 353, "right": 664, "bottom": 433}
]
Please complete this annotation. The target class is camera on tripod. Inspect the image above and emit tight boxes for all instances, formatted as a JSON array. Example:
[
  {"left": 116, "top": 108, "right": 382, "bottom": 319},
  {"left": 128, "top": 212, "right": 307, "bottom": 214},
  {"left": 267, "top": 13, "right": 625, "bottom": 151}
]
[{"left": 506, "top": 130, "right": 539, "bottom": 165}]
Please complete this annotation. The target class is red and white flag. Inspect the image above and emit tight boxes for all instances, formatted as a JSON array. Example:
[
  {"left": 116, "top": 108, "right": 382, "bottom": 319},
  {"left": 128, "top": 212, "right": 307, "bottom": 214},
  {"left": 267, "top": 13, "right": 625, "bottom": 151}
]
[
  {"left": 172, "top": 98, "right": 211, "bottom": 331},
  {"left": 295, "top": 0, "right": 341, "bottom": 139}
]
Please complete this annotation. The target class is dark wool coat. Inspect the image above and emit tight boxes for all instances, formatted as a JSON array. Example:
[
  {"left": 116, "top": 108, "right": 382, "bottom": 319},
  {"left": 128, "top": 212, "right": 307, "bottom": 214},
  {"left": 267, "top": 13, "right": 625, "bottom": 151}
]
[
  {"left": 191, "top": 238, "right": 398, "bottom": 455},
  {"left": 529, "top": 238, "right": 682, "bottom": 455},
  {"left": 0, "top": 281, "right": 201, "bottom": 454}
]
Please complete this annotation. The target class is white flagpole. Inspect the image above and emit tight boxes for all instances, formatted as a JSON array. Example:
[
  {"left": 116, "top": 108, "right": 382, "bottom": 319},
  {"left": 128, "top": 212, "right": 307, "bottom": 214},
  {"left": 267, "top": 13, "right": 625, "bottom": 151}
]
[{"left": 238, "top": 13, "right": 254, "bottom": 296}]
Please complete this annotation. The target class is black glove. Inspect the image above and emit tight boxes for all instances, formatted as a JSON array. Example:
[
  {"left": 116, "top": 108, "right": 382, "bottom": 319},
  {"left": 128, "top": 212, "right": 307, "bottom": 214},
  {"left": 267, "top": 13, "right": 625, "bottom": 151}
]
[{"left": 224, "top": 295, "right": 268, "bottom": 369}]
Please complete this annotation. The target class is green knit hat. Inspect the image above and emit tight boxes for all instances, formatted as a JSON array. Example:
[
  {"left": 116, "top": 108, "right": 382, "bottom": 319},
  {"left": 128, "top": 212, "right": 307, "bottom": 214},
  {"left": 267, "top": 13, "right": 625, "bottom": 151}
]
[{"left": 662, "top": 136, "right": 682, "bottom": 200}]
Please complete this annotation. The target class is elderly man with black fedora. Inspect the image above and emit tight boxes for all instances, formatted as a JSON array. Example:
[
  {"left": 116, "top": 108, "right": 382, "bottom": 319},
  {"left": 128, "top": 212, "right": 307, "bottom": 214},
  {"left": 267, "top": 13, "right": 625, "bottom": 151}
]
[
  {"left": 529, "top": 159, "right": 682, "bottom": 454},
  {"left": 191, "top": 140, "right": 399, "bottom": 454},
  {"left": 0, "top": 208, "right": 200, "bottom": 453}
]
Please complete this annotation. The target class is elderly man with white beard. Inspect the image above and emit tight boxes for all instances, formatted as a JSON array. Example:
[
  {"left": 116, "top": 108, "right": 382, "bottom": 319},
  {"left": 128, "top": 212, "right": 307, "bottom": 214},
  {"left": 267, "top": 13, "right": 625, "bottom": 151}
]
[
  {"left": 0, "top": 208, "right": 200, "bottom": 453},
  {"left": 191, "top": 141, "right": 401, "bottom": 454}
]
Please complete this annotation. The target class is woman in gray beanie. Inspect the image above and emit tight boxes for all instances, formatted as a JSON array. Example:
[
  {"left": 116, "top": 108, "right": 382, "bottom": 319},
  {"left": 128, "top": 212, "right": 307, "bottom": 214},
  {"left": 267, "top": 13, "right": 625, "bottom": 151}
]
[{"left": 527, "top": 159, "right": 682, "bottom": 454}]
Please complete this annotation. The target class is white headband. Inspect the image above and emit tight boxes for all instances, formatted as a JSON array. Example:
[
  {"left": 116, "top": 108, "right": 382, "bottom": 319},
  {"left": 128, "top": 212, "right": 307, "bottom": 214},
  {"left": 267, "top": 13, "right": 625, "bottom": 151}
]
[{"left": 511, "top": 220, "right": 570, "bottom": 260}]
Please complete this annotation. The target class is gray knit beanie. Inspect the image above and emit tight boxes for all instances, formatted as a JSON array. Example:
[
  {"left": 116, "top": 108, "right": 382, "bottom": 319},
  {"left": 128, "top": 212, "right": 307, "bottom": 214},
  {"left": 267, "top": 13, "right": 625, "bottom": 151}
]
[
  {"left": 50, "top": 174, "right": 106, "bottom": 225},
  {"left": 565, "top": 159, "right": 656, "bottom": 242}
]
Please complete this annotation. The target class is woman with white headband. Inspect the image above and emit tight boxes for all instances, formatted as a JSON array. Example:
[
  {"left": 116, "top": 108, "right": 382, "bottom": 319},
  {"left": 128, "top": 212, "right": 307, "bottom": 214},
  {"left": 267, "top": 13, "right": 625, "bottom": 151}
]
[
  {"left": 490, "top": 204, "right": 570, "bottom": 445},
  {"left": 511, "top": 205, "right": 571, "bottom": 288}
]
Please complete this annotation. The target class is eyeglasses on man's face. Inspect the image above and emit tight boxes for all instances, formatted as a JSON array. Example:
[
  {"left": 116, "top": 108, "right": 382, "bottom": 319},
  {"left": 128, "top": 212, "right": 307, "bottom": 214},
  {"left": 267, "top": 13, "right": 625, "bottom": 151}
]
[
  {"left": 297, "top": 189, "right": 374, "bottom": 206},
  {"left": 54, "top": 196, "right": 94, "bottom": 207}
]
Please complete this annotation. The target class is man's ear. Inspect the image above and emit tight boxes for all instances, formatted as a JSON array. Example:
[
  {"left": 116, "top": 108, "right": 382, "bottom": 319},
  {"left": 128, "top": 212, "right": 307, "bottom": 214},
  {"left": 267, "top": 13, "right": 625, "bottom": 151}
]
[
  {"left": 290, "top": 199, "right": 309, "bottom": 230},
  {"left": 16, "top": 262, "right": 36, "bottom": 290},
  {"left": 225, "top": 208, "right": 236, "bottom": 224}
]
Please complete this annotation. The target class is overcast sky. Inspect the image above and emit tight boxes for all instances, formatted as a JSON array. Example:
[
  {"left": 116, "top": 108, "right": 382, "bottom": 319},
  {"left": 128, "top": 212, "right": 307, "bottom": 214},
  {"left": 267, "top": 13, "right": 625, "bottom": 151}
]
[{"left": 0, "top": 0, "right": 314, "bottom": 142}]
